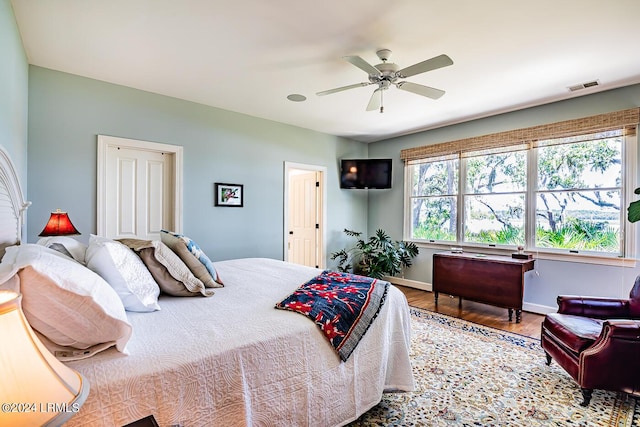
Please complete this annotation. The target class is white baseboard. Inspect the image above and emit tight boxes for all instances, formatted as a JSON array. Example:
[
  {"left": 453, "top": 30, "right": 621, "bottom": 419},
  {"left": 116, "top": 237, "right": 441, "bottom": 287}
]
[
  {"left": 522, "top": 302, "right": 556, "bottom": 315},
  {"left": 384, "top": 276, "right": 556, "bottom": 315},
  {"left": 384, "top": 276, "right": 432, "bottom": 292}
]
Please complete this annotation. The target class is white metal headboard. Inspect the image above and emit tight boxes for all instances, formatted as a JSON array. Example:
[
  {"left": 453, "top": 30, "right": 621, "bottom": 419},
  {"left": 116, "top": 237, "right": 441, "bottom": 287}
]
[{"left": 0, "top": 145, "right": 31, "bottom": 257}]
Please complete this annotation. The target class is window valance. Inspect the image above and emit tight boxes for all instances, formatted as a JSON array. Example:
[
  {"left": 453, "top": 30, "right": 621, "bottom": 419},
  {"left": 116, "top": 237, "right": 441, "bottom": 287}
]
[{"left": 400, "top": 108, "right": 640, "bottom": 162}]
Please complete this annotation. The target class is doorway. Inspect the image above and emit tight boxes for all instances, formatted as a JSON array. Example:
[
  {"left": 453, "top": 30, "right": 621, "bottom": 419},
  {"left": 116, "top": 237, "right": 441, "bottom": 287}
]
[
  {"left": 284, "top": 162, "right": 326, "bottom": 268},
  {"left": 97, "top": 135, "right": 183, "bottom": 240}
]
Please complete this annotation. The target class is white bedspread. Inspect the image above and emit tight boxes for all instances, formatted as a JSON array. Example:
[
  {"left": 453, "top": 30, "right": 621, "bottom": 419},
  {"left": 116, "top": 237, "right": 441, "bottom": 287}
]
[{"left": 65, "top": 258, "right": 414, "bottom": 427}]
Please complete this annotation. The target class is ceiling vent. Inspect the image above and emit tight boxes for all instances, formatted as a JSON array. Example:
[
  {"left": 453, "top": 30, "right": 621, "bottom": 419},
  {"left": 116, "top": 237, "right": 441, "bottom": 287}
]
[{"left": 568, "top": 80, "right": 600, "bottom": 92}]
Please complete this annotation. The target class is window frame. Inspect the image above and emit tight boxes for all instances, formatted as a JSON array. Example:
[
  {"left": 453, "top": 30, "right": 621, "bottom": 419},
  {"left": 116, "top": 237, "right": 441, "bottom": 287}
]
[
  {"left": 406, "top": 156, "right": 460, "bottom": 242},
  {"left": 461, "top": 148, "right": 528, "bottom": 246},
  {"left": 403, "top": 131, "right": 638, "bottom": 266}
]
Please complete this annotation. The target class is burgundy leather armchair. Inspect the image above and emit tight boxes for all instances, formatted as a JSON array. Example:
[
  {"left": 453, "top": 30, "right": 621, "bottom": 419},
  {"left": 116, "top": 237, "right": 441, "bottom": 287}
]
[{"left": 541, "top": 276, "right": 640, "bottom": 406}]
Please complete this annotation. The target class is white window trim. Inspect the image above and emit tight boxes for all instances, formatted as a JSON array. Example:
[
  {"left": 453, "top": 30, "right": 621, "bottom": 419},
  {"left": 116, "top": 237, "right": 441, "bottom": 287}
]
[{"left": 624, "top": 132, "right": 637, "bottom": 258}]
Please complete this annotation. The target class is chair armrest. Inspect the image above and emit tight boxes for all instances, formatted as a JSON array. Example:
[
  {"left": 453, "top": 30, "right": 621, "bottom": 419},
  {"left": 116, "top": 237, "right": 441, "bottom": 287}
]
[
  {"left": 601, "top": 319, "right": 640, "bottom": 339},
  {"left": 579, "top": 320, "right": 640, "bottom": 392},
  {"left": 557, "top": 296, "right": 630, "bottom": 318}
]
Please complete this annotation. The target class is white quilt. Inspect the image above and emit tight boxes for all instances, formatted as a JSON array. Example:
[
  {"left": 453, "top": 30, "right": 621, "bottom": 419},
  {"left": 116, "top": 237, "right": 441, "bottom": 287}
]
[{"left": 65, "top": 258, "right": 414, "bottom": 426}]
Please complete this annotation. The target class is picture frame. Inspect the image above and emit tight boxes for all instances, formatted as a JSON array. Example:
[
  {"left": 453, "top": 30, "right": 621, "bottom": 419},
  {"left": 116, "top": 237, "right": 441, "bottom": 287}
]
[{"left": 214, "top": 183, "right": 243, "bottom": 207}]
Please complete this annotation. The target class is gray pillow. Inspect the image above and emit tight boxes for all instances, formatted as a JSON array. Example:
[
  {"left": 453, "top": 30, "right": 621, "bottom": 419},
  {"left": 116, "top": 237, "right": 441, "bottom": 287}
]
[
  {"left": 48, "top": 242, "right": 74, "bottom": 259},
  {"left": 36, "top": 236, "right": 87, "bottom": 263}
]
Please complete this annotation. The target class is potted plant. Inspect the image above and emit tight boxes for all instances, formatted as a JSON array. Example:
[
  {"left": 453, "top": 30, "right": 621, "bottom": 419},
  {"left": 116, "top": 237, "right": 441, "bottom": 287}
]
[
  {"left": 331, "top": 229, "right": 419, "bottom": 279},
  {"left": 628, "top": 187, "right": 640, "bottom": 223}
]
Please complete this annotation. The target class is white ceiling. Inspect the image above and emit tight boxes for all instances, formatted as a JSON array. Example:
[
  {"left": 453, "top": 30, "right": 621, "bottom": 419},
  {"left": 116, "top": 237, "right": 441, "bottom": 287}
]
[{"left": 11, "top": 0, "right": 640, "bottom": 143}]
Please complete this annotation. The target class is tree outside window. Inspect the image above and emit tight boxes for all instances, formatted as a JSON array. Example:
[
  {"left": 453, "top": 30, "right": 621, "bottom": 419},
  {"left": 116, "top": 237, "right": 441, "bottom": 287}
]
[
  {"left": 409, "top": 157, "right": 458, "bottom": 241},
  {"left": 535, "top": 134, "right": 622, "bottom": 253},
  {"left": 407, "top": 130, "right": 625, "bottom": 256}
]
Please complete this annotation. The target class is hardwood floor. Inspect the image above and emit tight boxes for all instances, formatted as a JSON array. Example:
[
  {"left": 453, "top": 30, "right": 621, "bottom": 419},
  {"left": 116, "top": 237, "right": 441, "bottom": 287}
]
[{"left": 396, "top": 285, "right": 545, "bottom": 339}]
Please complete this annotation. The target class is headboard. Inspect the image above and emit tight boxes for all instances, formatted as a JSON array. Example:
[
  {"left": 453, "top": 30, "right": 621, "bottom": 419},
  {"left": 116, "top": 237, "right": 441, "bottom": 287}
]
[{"left": 0, "top": 145, "right": 31, "bottom": 258}]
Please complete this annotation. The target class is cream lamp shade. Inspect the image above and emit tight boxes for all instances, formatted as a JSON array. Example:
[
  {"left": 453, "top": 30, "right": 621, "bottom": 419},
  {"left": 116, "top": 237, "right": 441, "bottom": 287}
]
[{"left": 0, "top": 291, "right": 89, "bottom": 426}]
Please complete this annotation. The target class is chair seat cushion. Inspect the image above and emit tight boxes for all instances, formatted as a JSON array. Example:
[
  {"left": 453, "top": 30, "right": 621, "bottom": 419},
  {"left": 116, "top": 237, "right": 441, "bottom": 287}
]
[{"left": 543, "top": 313, "right": 603, "bottom": 354}]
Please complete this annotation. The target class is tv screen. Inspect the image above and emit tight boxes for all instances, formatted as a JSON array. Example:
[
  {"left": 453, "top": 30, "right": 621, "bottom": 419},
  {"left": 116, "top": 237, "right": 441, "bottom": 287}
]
[{"left": 340, "top": 159, "right": 392, "bottom": 189}]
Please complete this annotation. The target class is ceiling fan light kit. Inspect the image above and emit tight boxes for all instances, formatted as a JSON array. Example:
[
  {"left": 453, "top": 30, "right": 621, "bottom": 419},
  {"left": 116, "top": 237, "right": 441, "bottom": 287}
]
[{"left": 317, "top": 49, "right": 453, "bottom": 113}]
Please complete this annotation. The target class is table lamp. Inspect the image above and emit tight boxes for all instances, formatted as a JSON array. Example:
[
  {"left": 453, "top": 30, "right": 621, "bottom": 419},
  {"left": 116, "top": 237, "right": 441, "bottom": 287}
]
[
  {"left": 0, "top": 290, "right": 89, "bottom": 426},
  {"left": 38, "top": 209, "right": 80, "bottom": 236}
]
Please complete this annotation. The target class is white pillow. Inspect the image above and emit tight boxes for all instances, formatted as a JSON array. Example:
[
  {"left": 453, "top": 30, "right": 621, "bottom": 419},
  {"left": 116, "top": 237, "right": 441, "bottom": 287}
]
[
  {"left": 0, "top": 244, "right": 132, "bottom": 360},
  {"left": 36, "top": 236, "right": 88, "bottom": 263},
  {"left": 85, "top": 235, "right": 161, "bottom": 312}
]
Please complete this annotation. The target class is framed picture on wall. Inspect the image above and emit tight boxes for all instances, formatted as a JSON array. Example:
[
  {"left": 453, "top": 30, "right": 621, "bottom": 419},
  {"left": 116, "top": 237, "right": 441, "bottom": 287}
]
[{"left": 214, "top": 183, "right": 243, "bottom": 207}]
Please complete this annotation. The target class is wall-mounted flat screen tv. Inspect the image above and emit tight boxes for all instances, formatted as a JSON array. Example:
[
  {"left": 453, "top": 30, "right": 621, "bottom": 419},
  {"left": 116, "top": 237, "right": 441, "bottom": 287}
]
[{"left": 340, "top": 158, "right": 392, "bottom": 189}]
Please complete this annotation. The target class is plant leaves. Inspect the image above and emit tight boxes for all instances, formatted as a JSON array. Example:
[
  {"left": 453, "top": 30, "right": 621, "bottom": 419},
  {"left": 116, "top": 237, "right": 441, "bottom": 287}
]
[
  {"left": 628, "top": 199, "right": 640, "bottom": 223},
  {"left": 330, "top": 229, "right": 419, "bottom": 278}
]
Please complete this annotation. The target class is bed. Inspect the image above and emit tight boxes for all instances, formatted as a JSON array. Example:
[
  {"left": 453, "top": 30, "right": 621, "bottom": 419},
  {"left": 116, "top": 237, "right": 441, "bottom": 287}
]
[{"left": 0, "top": 144, "right": 414, "bottom": 426}]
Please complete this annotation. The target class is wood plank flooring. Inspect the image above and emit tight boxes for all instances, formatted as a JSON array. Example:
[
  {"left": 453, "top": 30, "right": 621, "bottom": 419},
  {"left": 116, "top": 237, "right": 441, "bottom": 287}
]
[{"left": 396, "top": 285, "right": 545, "bottom": 339}]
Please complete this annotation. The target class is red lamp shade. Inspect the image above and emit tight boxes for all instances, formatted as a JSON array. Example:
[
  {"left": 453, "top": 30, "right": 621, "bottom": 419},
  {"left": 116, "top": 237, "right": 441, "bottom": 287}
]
[{"left": 38, "top": 209, "right": 81, "bottom": 236}]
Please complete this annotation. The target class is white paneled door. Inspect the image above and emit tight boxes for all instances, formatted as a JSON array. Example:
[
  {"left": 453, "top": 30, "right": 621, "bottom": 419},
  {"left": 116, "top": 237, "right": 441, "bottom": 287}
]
[
  {"left": 285, "top": 163, "right": 326, "bottom": 269},
  {"left": 97, "top": 135, "right": 183, "bottom": 240}
]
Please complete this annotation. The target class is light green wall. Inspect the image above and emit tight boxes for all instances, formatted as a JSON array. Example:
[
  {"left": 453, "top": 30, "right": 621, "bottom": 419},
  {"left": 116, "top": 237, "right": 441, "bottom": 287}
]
[
  {"left": 368, "top": 85, "right": 640, "bottom": 309},
  {"left": 27, "top": 66, "right": 368, "bottom": 262},
  {"left": 0, "top": 0, "right": 28, "bottom": 186}
]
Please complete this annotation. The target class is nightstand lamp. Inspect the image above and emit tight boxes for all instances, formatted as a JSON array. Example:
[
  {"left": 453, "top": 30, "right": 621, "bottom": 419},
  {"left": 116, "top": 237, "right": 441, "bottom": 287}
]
[
  {"left": 0, "top": 291, "right": 89, "bottom": 426},
  {"left": 38, "top": 209, "right": 80, "bottom": 236}
]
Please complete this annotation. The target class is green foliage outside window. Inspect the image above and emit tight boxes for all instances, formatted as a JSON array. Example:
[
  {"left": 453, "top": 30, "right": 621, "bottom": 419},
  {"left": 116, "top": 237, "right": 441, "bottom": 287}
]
[{"left": 409, "top": 132, "right": 624, "bottom": 254}]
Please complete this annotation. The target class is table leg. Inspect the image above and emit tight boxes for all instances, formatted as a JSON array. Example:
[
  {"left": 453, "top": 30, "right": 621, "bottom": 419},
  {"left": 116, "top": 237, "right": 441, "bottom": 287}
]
[
  {"left": 434, "top": 292, "right": 439, "bottom": 305},
  {"left": 508, "top": 308, "right": 513, "bottom": 321},
  {"left": 516, "top": 309, "right": 522, "bottom": 323}
]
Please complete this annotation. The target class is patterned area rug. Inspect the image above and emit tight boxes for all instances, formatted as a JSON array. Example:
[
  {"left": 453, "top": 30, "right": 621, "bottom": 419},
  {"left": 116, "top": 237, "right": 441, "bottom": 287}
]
[{"left": 350, "top": 307, "right": 639, "bottom": 427}]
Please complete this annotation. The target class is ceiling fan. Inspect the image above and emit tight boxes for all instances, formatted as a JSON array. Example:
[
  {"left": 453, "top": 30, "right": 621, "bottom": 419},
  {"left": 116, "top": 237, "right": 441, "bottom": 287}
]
[{"left": 316, "top": 49, "right": 453, "bottom": 113}]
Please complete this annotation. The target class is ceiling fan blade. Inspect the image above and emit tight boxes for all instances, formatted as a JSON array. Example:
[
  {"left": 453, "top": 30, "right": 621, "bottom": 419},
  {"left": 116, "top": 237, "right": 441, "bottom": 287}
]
[
  {"left": 396, "top": 81, "right": 445, "bottom": 99},
  {"left": 366, "top": 88, "right": 382, "bottom": 111},
  {"left": 316, "top": 82, "right": 370, "bottom": 96},
  {"left": 396, "top": 54, "right": 453, "bottom": 78},
  {"left": 343, "top": 55, "right": 380, "bottom": 76}
]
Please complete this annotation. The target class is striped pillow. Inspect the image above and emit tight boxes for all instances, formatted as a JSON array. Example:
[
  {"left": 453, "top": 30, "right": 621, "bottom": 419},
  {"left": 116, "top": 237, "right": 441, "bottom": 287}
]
[{"left": 160, "top": 230, "right": 223, "bottom": 287}]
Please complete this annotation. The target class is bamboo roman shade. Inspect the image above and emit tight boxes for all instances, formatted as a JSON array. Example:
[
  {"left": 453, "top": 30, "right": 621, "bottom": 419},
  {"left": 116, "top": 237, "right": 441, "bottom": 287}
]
[{"left": 400, "top": 108, "right": 640, "bottom": 162}]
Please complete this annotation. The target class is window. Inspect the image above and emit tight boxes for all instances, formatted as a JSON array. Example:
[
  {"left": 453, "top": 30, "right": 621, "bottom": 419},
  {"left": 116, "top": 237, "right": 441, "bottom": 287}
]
[
  {"left": 463, "top": 150, "right": 526, "bottom": 246},
  {"left": 534, "top": 131, "right": 622, "bottom": 254},
  {"left": 409, "top": 156, "right": 458, "bottom": 242},
  {"left": 402, "top": 109, "right": 638, "bottom": 259}
]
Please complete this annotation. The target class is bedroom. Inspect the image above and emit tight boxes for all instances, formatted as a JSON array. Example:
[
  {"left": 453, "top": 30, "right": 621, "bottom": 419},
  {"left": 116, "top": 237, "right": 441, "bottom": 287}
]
[{"left": 1, "top": 0, "right": 640, "bottom": 425}]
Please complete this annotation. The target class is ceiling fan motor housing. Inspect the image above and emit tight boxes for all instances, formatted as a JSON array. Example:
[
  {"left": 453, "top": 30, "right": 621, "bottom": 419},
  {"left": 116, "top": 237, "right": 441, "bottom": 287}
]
[{"left": 370, "top": 62, "right": 399, "bottom": 85}]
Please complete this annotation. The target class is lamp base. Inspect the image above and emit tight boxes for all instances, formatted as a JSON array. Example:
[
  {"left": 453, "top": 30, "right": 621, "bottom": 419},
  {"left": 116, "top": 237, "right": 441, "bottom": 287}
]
[{"left": 123, "top": 415, "right": 160, "bottom": 427}]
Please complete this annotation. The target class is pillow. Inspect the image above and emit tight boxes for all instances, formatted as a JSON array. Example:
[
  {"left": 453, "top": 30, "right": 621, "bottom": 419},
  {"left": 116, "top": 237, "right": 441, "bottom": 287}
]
[
  {"left": 48, "top": 242, "right": 74, "bottom": 259},
  {"left": 160, "top": 230, "right": 223, "bottom": 288},
  {"left": 118, "top": 238, "right": 214, "bottom": 297},
  {"left": 0, "top": 244, "right": 132, "bottom": 361},
  {"left": 36, "top": 236, "right": 88, "bottom": 264},
  {"left": 85, "top": 235, "right": 161, "bottom": 312}
]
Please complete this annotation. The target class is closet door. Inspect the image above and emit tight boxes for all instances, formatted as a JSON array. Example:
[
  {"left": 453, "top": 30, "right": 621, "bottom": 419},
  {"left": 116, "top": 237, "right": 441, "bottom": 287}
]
[{"left": 97, "top": 135, "right": 183, "bottom": 240}]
